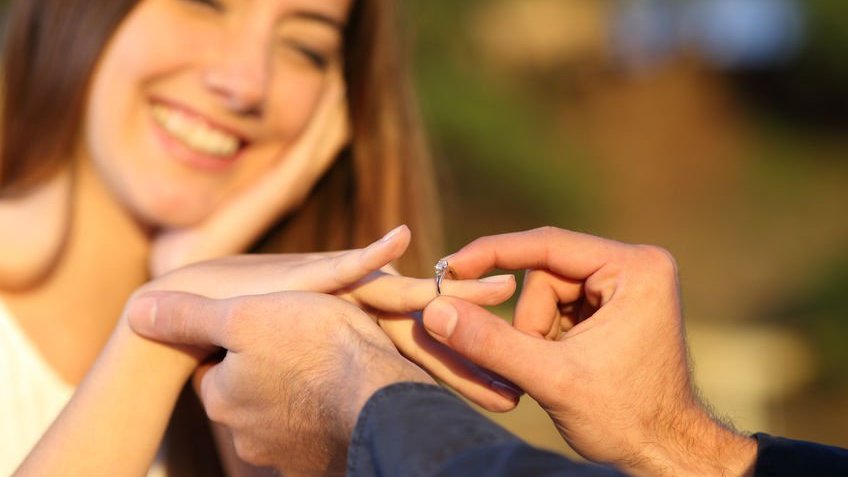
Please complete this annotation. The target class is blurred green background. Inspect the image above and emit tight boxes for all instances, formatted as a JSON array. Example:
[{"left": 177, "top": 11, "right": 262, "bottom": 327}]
[{"left": 405, "top": 0, "right": 848, "bottom": 454}]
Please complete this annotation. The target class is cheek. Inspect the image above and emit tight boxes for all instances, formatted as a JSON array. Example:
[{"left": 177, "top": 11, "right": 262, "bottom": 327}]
[
  {"left": 266, "top": 72, "right": 326, "bottom": 140},
  {"left": 84, "top": 2, "right": 195, "bottom": 180}
]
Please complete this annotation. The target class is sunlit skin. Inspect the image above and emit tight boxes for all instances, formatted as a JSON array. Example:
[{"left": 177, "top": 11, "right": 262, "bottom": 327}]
[
  {"left": 1, "top": 0, "right": 352, "bottom": 386},
  {"left": 85, "top": 0, "right": 351, "bottom": 227}
]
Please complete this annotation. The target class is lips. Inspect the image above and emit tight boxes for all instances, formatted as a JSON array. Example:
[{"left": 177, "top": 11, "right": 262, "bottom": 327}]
[{"left": 150, "top": 100, "right": 248, "bottom": 163}]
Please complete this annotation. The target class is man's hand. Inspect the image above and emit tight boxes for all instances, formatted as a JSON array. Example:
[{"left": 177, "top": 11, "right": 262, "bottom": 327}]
[
  {"left": 129, "top": 290, "right": 433, "bottom": 476},
  {"left": 422, "top": 227, "right": 757, "bottom": 477}
]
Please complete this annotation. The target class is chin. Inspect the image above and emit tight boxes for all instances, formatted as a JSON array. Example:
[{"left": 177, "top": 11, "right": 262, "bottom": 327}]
[
  {"left": 150, "top": 210, "right": 209, "bottom": 228},
  {"left": 138, "top": 205, "right": 210, "bottom": 229},
  {"left": 126, "top": 190, "right": 216, "bottom": 229}
]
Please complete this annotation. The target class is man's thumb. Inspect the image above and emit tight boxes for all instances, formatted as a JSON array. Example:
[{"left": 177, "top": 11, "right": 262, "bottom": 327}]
[
  {"left": 423, "top": 297, "right": 547, "bottom": 391},
  {"left": 126, "top": 290, "right": 229, "bottom": 349}
]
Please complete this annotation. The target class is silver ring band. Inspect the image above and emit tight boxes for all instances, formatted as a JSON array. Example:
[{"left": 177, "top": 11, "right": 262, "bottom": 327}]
[{"left": 434, "top": 259, "right": 449, "bottom": 295}]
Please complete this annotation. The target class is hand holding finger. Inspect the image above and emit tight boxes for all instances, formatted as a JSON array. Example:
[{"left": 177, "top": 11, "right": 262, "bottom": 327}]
[
  {"left": 421, "top": 297, "right": 552, "bottom": 393},
  {"left": 351, "top": 268, "right": 520, "bottom": 411},
  {"left": 345, "top": 272, "right": 516, "bottom": 315}
]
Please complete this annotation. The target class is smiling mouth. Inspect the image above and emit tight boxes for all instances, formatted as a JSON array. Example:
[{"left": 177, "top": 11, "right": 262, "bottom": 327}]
[{"left": 151, "top": 102, "right": 244, "bottom": 158}]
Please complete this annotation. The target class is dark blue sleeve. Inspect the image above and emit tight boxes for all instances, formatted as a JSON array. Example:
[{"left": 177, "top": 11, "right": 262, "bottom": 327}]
[
  {"left": 346, "top": 383, "right": 625, "bottom": 477},
  {"left": 754, "top": 433, "right": 848, "bottom": 477}
]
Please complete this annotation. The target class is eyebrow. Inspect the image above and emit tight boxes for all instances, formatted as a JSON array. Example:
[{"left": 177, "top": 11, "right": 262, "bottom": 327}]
[{"left": 291, "top": 10, "right": 346, "bottom": 30}]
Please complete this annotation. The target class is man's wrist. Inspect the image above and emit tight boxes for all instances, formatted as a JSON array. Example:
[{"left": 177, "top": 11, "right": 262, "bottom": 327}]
[
  {"left": 343, "top": 337, "right": 435, "bottom": 428},
  {"left": 628, "top": 406, "right": 757, "bottom": 477}
]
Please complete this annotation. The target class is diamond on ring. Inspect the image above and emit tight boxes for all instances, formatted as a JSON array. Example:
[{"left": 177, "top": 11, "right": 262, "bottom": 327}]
[{"left": 434, "top": 259, "right": 449, "bottom": 295}]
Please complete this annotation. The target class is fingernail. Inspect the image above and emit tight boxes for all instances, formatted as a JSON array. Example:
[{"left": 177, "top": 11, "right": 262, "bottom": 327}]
[
  {"left": 480, "top": 274, "right": 514, "bottom": 284},
  {"left": 379, "top": 224, "right": 406, "bottom": 243},
  {"left": 491, "top": 380, "right": 523, "bottom": 402},
  {"left": 477, "top": 367, "right": 524, "bottom": 400},
  {"left": 424, "top": 299, "right": 457, "bottom": 339},
  {"left": 438, "top": 253, "right": 456, "bottom": 264},
  {"left": 129, "top": 296, "right": 158, "bottom": 337}
]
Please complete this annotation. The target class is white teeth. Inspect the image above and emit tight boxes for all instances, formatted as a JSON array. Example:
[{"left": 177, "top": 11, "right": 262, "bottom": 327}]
[{"left": 151, "top": 104, "right": 240, "bottom": 157}]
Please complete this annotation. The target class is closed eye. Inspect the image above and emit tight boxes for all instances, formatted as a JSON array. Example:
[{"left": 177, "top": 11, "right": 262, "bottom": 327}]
[
  {"left": 285, "top": 41, "right": 331, "bottom": 70},
  {"left": 182, "top": 0, "right": 225, "bottom": 12}
]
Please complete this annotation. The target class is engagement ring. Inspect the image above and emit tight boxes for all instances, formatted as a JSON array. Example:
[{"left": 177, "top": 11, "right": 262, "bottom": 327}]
[{"left": 434, "top": 259, "right": 449, "bottom": 295}]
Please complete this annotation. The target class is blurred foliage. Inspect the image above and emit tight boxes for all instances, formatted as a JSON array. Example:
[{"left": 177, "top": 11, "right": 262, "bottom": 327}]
[
  {"left": 734, "top": 0, "right": 848, "bottom": 131},
  {"left": 404, "top": 0, "right": 600, "bottom": 245},
  {"left": 735, "top": 0, "right": 848, "bottom": 391},
  {"left": 765, "top": 257, "right": 848, "bottom": 390},
  {"left": 803, "top": 0, "right": 848, "bottom": 79}
]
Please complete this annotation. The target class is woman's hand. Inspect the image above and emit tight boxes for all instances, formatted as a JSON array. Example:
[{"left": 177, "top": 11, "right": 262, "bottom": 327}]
[
  {"left": 135, "top": 225, "right": 524, "bottom": 412},
  {"left": 149, "top": 67, "right": 349, "bottom": 277}
]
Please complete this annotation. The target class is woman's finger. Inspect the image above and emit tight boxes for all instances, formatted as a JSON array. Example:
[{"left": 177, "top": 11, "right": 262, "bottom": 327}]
[
  {"left": 344, "top": 273, "right": 516, "bottom": 314},
  {"left": 145, "top": 226, "right": 409, "bottom": 299},
  {"left": 284, "top": 225, "right": 410, "bottom": 292}
]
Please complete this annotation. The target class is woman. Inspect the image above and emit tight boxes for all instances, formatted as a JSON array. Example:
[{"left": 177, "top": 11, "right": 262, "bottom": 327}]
[{"left": 0, "top": 0, "right": 517, "bottom": 475}]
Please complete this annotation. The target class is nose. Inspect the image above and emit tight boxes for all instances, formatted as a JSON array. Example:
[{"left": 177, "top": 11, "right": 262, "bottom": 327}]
[{"left": 202, "top": 30, "right": 269, "bottom": 117}]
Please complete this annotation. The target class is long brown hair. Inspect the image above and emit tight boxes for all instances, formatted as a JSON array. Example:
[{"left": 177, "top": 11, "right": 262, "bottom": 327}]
[{"left": 0, "top": 0, "right": 440, "bottom": 473}]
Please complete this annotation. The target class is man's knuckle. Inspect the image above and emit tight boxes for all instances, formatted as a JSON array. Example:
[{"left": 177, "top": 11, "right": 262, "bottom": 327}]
[
  {"left": 535, "top": 225, "right": 566, "bottom": 242},
  {"left": 232, "top": 436, "right": 267, "bottom": 466},
  {"left": 462, "top": 236, "right": 488, "bottom": 254},
  {"left": 636, "top": 245, "right": 678, "bottom": 277},
  {"left": 201, "top": 389, "right": 229, "bottom": 424},
  {"left": 219, "top": 301, "right": 250, "bottom": 341},
  {"left": 534, "top": 225, "right": 558, "bottom": 237}
]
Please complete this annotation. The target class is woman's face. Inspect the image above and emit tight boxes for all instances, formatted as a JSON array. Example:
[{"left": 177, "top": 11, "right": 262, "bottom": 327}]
[{"left": 84, "top": 0, "right": 352, "bottom": 226}]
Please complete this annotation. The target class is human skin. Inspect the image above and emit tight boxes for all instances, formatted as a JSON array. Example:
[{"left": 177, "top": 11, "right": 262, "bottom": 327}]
[
  {"left": 422, "top": 227, "right": 758, "bottom": 477},
  {"left": 85, "top": 0, "right": 352, "bottom": 228},
  {"left": 132, "top": 291, "right": 434, "bottom": 476},
  {"left": 1, "top": 0, "right": 353, "bottom": 284},
  {"left": 0, "top": 0, "right": 353, "bottom": 381},
  {"left": 144, "top": 225, "right": 523, "bottom": 412},
  {"left": 13, "top": 226, "right": 509, "bottom": 476},
  {"left": 83, "top": 0, "right": 355, "bottom": 276}
]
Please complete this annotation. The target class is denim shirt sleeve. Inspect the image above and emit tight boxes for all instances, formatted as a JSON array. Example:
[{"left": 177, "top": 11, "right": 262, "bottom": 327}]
[
  {"left": 345, "top": 382, "right": 625, "bottom": 477},
  {"left": 754, "top": 433, "right": 848, "bottom": 477}
]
